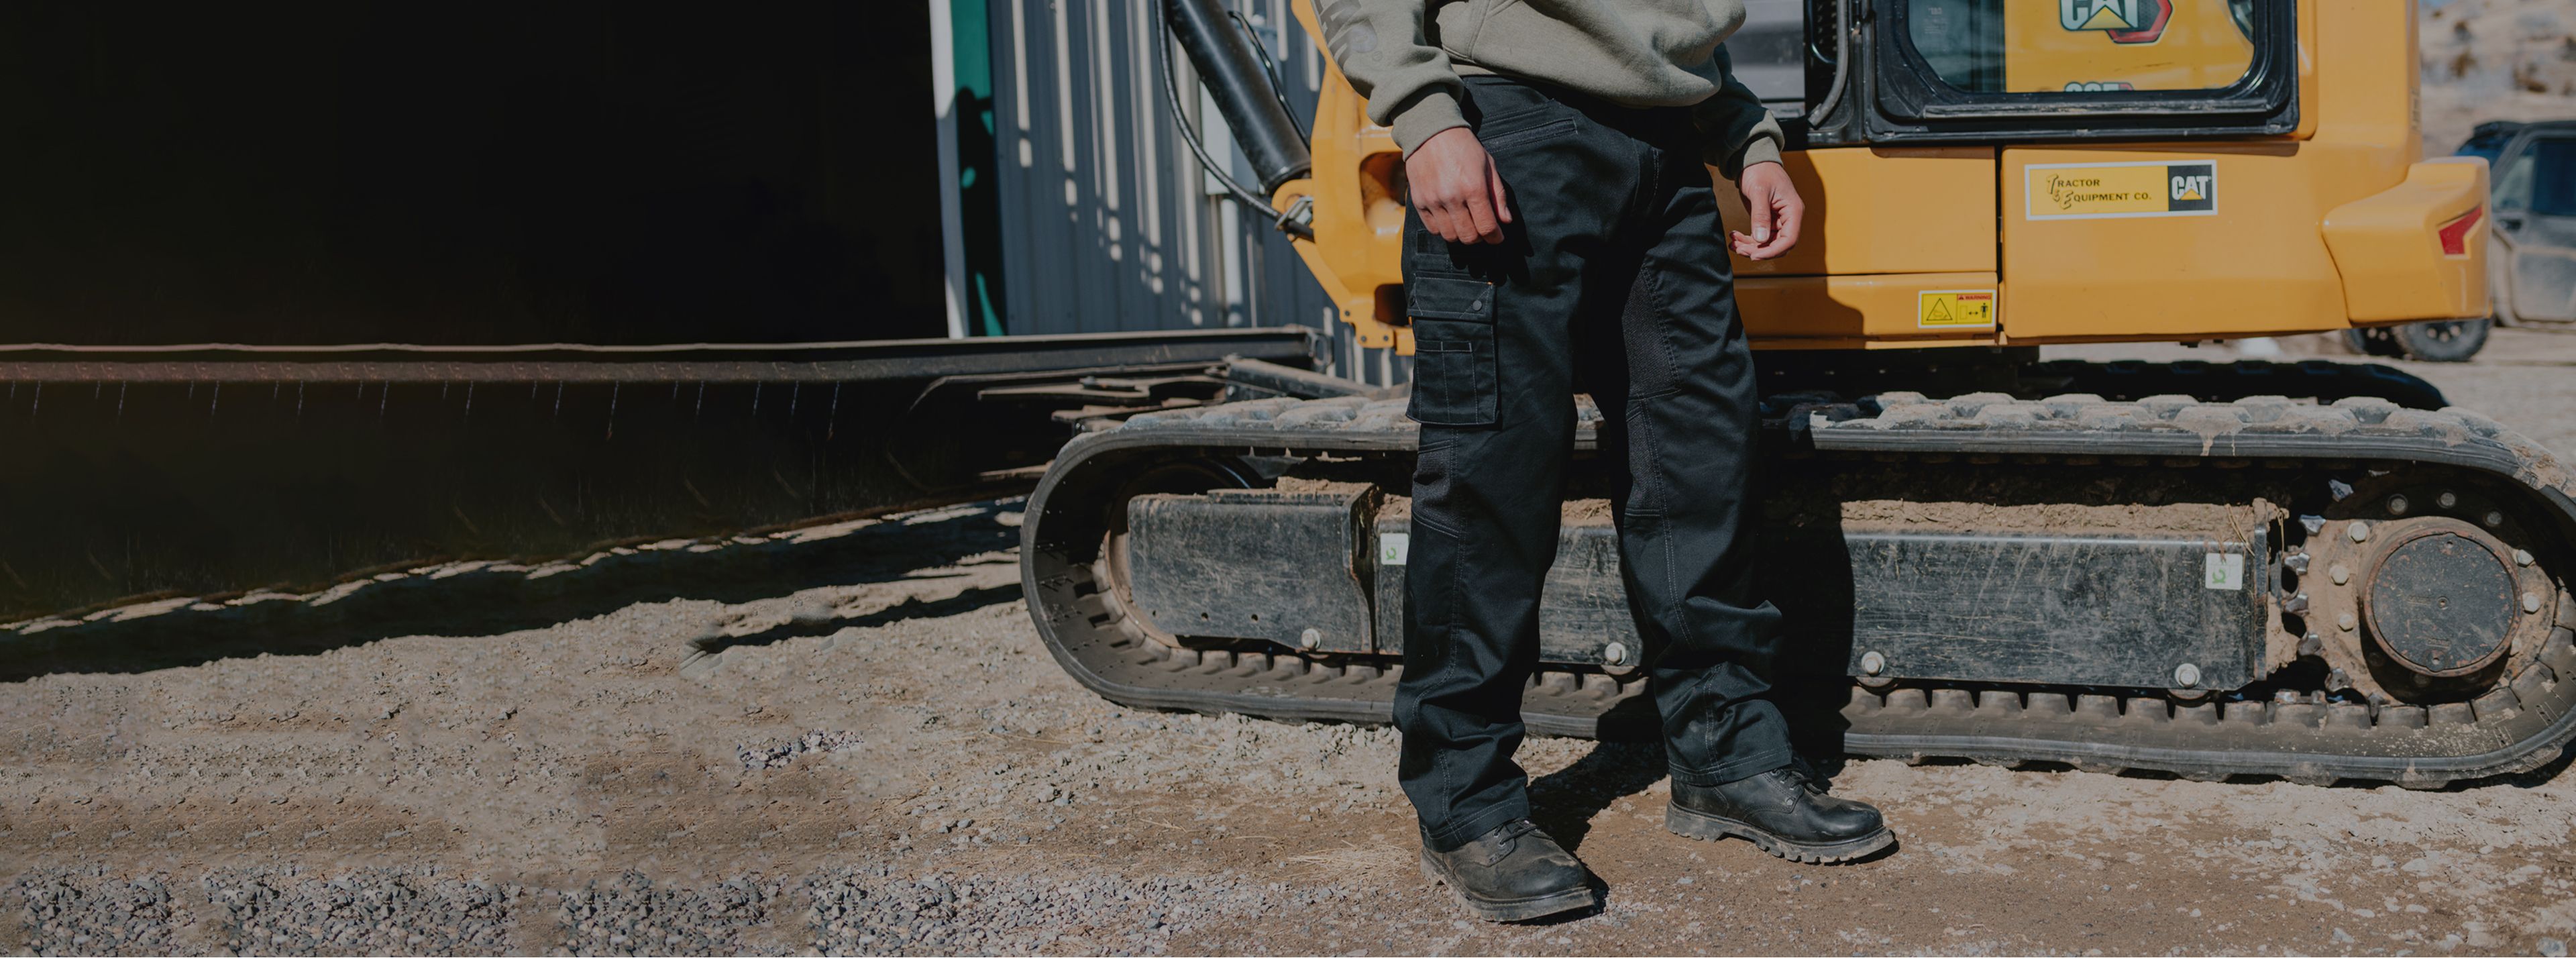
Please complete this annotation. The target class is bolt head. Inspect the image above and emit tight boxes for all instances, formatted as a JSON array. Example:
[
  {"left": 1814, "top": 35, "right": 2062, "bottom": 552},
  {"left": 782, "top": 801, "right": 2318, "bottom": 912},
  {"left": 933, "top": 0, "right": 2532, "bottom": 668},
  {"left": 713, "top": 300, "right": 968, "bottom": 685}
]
[
  {"left": 2516, "top": 549, "right": 2536, "bottom": 568},
  {"left": 2486, "top": 511, "right": 2507, "bottom": 529},
  {"left": 1299, "top": 628, "right": 1322, "bottom": 649},
  {"left": 2339, "top": 612, "right": 2359, "bottom": 632},
  {"left": 1860, "top": 650, "right": 1886, "bottom": 676},
  {"left": 2438, "top": 491, "right": 2459, "bottom": 509},
  {"left": 2330, "top": 563, "right": 2352, "bottom": 586},
  {"left": 2387, "top": 494, "right": 2410, "bottom": 516},
  {"left": 1603, "top": 641, "right": 1629, "bottom": 666},
  {"left": 2526, "top": 592, "right": 2546, "bottom": 615},
  {"left": 2174, "top": 663, "right": 2201, "bottom": 688},
  {"left": 2348, "top": 521, "right": 2371, "bottom": 543}
]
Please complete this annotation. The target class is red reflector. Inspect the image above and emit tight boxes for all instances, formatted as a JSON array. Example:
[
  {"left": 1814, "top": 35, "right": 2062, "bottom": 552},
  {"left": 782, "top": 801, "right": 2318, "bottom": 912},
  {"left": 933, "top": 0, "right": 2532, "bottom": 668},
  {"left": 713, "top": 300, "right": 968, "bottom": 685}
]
[{"left": 2438, "top": 206, "right": 2484, "bottom": 257}]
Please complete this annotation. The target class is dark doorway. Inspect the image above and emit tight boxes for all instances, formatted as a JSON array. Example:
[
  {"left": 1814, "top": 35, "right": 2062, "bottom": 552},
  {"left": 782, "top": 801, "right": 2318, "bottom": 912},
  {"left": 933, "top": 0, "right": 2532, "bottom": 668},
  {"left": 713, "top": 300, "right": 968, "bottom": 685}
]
[{"left": 0, "top": 2, "right": 946, "bottom": 345}]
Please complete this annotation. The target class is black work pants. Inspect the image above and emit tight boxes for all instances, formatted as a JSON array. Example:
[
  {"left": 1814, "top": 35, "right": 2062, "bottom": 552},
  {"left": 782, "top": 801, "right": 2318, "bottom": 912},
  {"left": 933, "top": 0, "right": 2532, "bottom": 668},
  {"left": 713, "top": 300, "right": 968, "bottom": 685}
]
[{"left": 1395, "top": 75, "right": 1790, "bottom": 852}]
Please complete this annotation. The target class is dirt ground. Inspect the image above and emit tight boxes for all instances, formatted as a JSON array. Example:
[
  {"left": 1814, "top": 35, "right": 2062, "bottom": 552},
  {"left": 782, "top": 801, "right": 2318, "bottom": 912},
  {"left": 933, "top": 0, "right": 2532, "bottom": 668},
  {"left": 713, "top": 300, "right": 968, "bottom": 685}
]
[{"left": 9, "top": 328, "right": 2576, "bottom": 956}]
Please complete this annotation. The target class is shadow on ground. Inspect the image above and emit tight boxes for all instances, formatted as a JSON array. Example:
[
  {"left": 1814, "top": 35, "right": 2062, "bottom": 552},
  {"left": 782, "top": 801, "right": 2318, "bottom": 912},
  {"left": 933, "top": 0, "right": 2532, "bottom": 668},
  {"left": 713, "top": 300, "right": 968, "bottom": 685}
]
[
  {"left": 688, "top": 582, "right": 1026, "bottom": 659},
  {"left": 1528, "top": 741, "right": 1668, "bottom": 851},
  {"left": 0, "top": 504, "right": 1020, "bottom": 682}
]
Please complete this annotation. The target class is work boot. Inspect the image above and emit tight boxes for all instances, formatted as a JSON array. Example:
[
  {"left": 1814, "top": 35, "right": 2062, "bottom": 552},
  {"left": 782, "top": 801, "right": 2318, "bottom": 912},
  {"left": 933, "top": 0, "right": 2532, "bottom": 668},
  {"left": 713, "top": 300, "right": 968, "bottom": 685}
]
[
  {"left": 1418, "top": 818, "right": 1601, "bottom": 922},
  {"left": 1666, "top": 766, "right": 1894, "bottom": 863}
]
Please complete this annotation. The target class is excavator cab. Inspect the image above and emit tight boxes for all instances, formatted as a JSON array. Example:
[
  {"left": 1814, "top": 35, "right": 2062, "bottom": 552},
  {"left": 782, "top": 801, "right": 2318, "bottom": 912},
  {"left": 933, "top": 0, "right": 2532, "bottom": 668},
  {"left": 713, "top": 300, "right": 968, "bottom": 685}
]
[{"left": 1018, "top": 1, "right": 2576, "bottom": 789}]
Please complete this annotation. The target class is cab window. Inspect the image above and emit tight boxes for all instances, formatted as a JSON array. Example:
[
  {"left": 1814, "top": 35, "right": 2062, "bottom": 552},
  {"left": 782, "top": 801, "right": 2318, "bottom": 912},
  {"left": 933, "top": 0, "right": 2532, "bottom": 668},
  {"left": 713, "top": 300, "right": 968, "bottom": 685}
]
[
  {"left": 2531, "top": 138, "right": 2576, "bottom": 218},
  {"left": 1906, "top": 0, "right": 2257, "bottom": 95},
  {"left": 2496, "top": 150, "right": 2536, "bottom": 213}
]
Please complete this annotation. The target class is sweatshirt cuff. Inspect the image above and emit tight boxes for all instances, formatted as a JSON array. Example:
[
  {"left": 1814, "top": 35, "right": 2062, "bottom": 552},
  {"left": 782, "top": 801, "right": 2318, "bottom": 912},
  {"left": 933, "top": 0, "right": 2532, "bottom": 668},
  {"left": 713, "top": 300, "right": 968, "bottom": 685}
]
[
  {"left": 1388, "top": 89, "right": 1470, "bottom": 158},
  {"left": 1711, "top": 132, "right": 1783, "bottom": 180}
]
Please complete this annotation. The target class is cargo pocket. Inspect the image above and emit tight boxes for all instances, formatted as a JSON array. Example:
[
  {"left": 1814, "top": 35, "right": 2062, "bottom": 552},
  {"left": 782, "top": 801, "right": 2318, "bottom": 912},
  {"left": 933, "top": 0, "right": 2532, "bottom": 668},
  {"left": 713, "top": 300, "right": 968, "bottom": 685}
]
[{"left": 1405, "top": 274, "right": 1499, "bottom": 427}]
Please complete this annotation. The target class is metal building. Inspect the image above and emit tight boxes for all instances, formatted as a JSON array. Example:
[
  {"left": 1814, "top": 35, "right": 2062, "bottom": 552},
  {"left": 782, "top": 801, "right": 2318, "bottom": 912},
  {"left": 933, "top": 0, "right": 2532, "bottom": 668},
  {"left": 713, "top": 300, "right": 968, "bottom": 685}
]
[{"left": 934, "top": 0, "right": 1394, "bottom": 381}]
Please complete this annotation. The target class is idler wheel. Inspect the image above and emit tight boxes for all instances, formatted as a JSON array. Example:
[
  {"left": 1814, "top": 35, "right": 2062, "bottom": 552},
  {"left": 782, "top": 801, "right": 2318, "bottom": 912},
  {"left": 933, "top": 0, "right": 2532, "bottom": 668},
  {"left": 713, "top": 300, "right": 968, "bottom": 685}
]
[{"left": 2359, "top": 519, "right": 2520, "bottom": 678}]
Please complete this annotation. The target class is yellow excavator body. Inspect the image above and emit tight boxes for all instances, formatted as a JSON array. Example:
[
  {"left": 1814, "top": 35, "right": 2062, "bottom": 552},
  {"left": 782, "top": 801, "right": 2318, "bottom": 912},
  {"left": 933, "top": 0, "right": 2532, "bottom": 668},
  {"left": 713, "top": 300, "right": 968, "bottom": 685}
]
[{"left": 1275, "top": 0, "right": 2487, "bottom": 354}]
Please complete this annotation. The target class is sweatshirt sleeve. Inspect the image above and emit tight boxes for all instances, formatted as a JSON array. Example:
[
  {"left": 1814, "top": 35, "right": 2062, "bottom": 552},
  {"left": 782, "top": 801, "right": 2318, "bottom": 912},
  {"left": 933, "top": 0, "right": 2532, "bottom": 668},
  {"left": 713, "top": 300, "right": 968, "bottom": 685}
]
[
  {"left": 1691, "top": 46, "right": 1785, "bottom": 179},
  {"left": 1313, "top": 0, "right": 1469, "bottom": 157}
]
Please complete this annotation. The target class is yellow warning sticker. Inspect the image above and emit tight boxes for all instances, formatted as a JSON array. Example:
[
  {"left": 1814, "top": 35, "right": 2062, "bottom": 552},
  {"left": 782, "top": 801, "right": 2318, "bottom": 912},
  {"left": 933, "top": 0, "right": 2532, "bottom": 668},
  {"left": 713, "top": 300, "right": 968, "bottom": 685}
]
[
  {"left": 2027, "top": 160, "right": 2216, "bottom": 219},
  {"left": 1919, "top": 290, "right": 1998, "bottom": 329}
]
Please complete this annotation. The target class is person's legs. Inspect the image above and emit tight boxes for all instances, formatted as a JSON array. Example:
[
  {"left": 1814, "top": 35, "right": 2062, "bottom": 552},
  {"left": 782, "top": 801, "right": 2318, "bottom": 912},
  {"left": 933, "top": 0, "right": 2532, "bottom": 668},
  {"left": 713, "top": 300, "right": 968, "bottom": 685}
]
[
  {"left": 1395, "top": 76, "right": 1633, "bottom": 855},
  {"left": 1595, "top": 136, "right": 1891, "bottom": 861},
  {"left": 1605, "top": 144, "right": 1796, "bottom": 790}
]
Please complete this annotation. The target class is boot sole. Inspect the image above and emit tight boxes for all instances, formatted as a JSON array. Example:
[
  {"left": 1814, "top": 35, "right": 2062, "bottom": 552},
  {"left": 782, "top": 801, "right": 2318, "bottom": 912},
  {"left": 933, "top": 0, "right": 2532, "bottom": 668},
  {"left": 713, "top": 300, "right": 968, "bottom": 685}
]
[
  {"left": 1417, "top": 851, "right": 1601, "bottom": 922},
  {"left": 1663, "top": 803, "right": 1895, "bottom": 864}
]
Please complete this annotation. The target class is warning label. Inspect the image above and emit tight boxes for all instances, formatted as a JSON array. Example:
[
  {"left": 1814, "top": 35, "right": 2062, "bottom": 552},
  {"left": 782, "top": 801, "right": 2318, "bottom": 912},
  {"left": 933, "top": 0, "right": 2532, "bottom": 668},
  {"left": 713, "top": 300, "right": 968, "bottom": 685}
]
[
  {"left": 1918, "top": 290, "right": 1998, "bottom": 329},
  {"left": 2027, "top": 160, "right": 2216, "bottom": 219}
]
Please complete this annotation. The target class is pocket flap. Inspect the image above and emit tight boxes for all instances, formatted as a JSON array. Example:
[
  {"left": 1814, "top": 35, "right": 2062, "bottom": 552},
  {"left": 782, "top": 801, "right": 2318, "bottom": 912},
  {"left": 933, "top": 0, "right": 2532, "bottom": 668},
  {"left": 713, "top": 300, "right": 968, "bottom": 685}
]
[{"left": 1407, "top": 274, "right": 1496, "bottom": 323}]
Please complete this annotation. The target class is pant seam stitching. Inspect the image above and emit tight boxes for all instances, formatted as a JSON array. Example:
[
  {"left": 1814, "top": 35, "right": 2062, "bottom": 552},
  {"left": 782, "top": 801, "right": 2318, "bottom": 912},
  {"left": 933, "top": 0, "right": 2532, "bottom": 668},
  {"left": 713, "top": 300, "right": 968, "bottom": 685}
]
[{"left": 1670, "top": 748, "right": 1793, "bottom": 787}]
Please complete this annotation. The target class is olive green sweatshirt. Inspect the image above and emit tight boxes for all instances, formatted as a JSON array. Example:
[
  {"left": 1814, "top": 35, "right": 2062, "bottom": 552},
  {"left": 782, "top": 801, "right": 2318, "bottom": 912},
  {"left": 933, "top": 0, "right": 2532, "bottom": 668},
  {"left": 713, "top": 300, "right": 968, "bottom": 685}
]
[{"left": 1313, "top": 0, "right": 1784, "bottom": 177}]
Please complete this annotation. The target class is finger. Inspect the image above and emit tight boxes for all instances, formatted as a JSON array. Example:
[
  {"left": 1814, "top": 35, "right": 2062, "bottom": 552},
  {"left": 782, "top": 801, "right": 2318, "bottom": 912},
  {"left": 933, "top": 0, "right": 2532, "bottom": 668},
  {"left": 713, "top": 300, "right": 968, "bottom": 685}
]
[
  {"left": 1460, "top": 190, "right": 1502, "bottom": 245},
  {"left": 1418, "top": 202, "right": 1455, "bottom": 244},
  {"left": 1486, "top": 162, "right": 1513, "bottom": 225},
  {"left": 1440, "top": 197, "right": 1474, "bottom": 244},
  {"left": 1749, "top": 225, "right": 1790, "bottom": 259},
  {"left": 1440, "top": 194, "right": 1474, "bottom": 243},
  {"left": 1743, "top": 184, "right": 1776, "bottom": 247},
  {"left": 1747, "top": 195, "right": 1800, "bottom": 259},
  {"left": 1765, "top": 195, "right": 1805, "bottom": 255}
]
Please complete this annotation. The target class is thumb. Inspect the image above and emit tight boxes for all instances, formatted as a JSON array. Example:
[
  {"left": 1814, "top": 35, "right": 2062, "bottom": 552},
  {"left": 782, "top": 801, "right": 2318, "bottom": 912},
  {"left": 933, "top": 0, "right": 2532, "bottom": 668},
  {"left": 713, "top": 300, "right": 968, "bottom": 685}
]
[
  {"left": 1486, "top": 160, "right": 1513, "bottom": 224},
  {"left": 1745, "top": 182, "right": 1774, "bottom": 245}
]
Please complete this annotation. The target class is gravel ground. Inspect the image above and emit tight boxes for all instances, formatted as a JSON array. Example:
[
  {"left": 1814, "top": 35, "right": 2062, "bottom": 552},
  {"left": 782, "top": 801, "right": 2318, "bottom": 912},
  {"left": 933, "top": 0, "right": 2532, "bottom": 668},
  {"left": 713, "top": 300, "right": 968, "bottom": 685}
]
[{"left": 8, "top": 329, "right": 2576, "bottom": 955}]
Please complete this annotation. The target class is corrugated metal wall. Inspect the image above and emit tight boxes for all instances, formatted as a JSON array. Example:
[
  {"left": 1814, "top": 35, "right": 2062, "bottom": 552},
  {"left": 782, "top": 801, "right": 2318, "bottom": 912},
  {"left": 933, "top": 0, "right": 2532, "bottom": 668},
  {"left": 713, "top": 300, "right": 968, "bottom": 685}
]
[{"left": 982, "top": 0, "right": 1407, "bottom": 385}]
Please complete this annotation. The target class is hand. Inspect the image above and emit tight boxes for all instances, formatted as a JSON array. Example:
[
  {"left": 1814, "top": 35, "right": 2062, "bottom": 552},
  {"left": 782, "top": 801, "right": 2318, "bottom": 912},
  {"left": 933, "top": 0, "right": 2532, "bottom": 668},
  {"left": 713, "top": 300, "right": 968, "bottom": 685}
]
[
  {"left": 1405, "top": 126, "right": 1513, "bottom": 244},
  {"left": 1729, "top": 160, "right": 1803, "bottom": 260}
]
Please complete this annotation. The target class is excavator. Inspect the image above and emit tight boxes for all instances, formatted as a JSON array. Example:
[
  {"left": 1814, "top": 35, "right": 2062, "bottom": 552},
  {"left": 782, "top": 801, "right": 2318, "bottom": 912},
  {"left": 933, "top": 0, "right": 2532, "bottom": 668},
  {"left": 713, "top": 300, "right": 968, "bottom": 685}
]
[{"left": 1017, "top": 0, "right": 2576, "bottom": 788}]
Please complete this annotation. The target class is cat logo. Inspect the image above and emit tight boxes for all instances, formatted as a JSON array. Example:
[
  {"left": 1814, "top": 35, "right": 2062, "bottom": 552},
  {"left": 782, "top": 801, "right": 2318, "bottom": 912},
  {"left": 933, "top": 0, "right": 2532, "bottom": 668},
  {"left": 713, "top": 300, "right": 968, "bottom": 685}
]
[
  {"left": 2168, "top": 163, "right": 2214, "bottom": 211},
  {"left": 2060, "top": 0, "right": 2171, "bottom": 44}
]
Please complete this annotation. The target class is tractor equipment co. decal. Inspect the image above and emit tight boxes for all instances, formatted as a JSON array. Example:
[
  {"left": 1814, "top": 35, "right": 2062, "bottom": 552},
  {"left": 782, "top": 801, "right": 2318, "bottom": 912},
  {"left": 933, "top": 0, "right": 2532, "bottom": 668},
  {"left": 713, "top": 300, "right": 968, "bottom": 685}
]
[
  {"left": 2061, "top": 0, "right": 2171, "bottom": 44},
  {"left": 1917, "top": 290, "right": 1997, "bottom": 330},
  {"left": 2025, "top": 160, "right": 2216, "bottom": 220}
]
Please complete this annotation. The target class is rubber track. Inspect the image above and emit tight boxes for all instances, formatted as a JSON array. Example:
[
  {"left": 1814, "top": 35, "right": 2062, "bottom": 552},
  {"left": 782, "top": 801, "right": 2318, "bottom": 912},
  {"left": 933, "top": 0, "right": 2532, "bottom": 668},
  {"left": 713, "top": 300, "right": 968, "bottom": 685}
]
[{"left": 1020, "top": 369, "right": 2576, "bottom": 786}]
